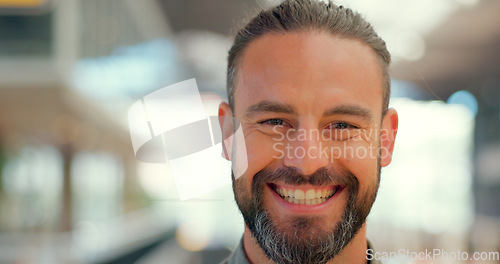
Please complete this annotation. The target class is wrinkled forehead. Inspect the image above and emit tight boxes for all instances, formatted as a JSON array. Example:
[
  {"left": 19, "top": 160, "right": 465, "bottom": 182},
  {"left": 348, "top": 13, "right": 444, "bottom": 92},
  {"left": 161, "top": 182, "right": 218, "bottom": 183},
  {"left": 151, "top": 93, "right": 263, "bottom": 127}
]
[{"left": 233, "top": 32, "right": 385, "bottom": 119}]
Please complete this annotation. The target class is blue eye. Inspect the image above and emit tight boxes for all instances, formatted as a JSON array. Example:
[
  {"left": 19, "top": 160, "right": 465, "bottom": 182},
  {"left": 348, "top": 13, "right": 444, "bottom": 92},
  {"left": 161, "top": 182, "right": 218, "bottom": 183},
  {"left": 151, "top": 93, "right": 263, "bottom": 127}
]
[
  {"left": 259, "top": 119, "right": 286, "bottom": 126},
  {"left": 331, "top": 122, "right": 358, "bottom": 129}
]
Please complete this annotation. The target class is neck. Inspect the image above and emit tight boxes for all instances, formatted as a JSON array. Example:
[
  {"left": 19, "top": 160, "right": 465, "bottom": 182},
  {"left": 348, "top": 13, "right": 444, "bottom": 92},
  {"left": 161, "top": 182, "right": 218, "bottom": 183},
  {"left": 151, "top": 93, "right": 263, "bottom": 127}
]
[{"left": 243, "top": 224, "right": 369, "bottom": 264}]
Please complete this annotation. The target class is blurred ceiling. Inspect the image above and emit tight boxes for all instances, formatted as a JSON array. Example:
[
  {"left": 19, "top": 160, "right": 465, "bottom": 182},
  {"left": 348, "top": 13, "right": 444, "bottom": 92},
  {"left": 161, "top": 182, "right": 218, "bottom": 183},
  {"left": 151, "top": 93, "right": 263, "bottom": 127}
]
[
  {"left": 157, "top": 0, "right": 500, "bottom": 100},
  {"left": 391, "top": 0, "right": 500, "bottom": 100},
  {"left": 157, "top": 0, "right": 262, "bottom": 35}
]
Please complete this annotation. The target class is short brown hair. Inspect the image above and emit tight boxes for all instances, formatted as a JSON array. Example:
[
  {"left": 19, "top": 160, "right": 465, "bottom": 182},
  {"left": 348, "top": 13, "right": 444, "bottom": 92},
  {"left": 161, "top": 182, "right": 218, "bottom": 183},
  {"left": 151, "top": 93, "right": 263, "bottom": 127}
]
[{"left": 227, "top": 0, "right": 391, "bottom": 113}]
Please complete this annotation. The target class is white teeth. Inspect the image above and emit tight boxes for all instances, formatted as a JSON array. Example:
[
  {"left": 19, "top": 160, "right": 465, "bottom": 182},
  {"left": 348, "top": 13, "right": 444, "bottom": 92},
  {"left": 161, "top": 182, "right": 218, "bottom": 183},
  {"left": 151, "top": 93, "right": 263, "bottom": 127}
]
[
  {"left": 305, "top": 189, "right": 315, "bottom": 200},
  {"left": 294, "top": 189, "right": 305, "bottom": 200},
  {"left": 274, "top": 186, "right": 337, "bottom": 205}
]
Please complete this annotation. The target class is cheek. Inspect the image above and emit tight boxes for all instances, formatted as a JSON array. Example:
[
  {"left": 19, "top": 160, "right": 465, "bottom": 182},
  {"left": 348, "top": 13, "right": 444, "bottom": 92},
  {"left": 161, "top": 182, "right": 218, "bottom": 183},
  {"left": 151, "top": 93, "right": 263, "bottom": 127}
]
[
  {"left": 239, "top": 132, "right": 281, "bottom": 180},
  {"left": 335, "top": 139, "right": 379, "bottom": 184}
]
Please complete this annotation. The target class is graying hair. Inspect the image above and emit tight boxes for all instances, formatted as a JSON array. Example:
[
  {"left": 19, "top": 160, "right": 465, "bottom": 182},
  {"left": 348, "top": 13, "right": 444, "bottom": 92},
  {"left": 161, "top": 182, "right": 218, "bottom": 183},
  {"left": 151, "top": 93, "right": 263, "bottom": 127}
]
[
  {"left": 227, "top": 0, "right": 391, "bottom": 113},
  {"left": 251, "top": 192, "right": 362, "bottom": 264},
  {"left": 233, "top": 166, "right": 373, "bottom": 264}
]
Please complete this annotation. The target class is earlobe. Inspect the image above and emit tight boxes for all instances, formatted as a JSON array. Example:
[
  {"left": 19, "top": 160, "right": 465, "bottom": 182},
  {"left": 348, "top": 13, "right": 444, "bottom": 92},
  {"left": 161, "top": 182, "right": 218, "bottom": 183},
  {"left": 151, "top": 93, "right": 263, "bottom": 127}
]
[
  {"left": 218, "top": 102, "right": 235, "bottom": 161},
  {"left": 380, "top": 108, "right": 398, "bottom": 167}
]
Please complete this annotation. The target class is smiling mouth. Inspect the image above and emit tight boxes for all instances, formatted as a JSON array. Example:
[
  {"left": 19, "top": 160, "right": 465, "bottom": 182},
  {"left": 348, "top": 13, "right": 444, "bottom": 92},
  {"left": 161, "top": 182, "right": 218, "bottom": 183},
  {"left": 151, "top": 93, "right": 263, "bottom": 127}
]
[{"left": 269, "top": 184, "right": 339, "bottom": 205}]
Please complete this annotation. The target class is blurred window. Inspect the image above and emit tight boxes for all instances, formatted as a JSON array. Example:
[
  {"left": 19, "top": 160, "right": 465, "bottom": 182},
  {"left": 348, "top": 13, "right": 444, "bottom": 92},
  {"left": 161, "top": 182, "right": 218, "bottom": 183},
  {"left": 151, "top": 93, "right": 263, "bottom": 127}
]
[
  {"left": 0, "top": 145, "right": 62, "bottom": 230},
  {"left": 71, "top": 152, "right": 124, "bottom": 223},
  {"left": 370, "top": 98, "right": 474, "bottom": 234},
  {"left": 0, "top": 11, "right": 53, "bottom": 57}
]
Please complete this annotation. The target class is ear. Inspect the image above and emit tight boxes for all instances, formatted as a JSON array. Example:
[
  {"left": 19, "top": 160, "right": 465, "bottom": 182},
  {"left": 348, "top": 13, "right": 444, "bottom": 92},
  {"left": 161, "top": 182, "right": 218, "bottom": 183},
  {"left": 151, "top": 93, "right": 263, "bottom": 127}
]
[
  {"left": 380, "top": 108, "right": 398, "bottom": 167},
  {"left": 218, "top": 102, "right": 234, "bottom": 161}
]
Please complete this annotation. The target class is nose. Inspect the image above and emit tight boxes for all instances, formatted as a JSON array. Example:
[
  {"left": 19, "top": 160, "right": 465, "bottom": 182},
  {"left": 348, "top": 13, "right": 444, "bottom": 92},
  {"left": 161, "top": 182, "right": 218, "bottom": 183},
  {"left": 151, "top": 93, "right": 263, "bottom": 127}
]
[{"left": 282, "top": 127, "right": 329, "bottom": 175}]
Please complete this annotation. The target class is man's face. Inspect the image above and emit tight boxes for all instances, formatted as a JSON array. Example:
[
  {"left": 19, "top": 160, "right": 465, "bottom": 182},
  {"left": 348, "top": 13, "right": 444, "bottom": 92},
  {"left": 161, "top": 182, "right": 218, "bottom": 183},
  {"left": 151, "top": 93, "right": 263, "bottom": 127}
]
[{"left": 220, "top": 32, "right": 397, "bottom": 263}]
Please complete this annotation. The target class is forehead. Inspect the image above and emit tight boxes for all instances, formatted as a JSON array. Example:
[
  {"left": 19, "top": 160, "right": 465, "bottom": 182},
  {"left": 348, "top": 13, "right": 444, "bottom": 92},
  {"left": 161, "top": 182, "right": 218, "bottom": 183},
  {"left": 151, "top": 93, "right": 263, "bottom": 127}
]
[{"left": 233, "top": 32, "right": 384, "bottom": 119}]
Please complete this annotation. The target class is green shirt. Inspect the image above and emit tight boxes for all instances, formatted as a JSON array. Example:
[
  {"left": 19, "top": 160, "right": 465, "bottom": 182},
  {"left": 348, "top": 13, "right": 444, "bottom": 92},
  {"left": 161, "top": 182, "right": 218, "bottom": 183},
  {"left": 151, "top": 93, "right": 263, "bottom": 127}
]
[{"left": 220, "top": 238, "right": 383, "bottom": 264}]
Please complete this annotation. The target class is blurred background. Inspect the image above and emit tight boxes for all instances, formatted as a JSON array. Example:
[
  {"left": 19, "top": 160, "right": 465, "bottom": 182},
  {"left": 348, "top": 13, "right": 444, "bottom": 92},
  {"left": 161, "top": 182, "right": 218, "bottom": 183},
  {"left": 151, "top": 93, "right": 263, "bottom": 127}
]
[{"left": 0, "top": 0, "right": 499, "bottom": 263}]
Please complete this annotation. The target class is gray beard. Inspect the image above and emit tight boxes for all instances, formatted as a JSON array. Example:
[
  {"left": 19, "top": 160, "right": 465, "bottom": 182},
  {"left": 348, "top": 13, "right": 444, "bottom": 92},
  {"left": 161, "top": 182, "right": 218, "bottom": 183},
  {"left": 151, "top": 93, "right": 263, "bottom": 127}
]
[{"left": 233, "top": 167, "right": 379, "bottom": 264}]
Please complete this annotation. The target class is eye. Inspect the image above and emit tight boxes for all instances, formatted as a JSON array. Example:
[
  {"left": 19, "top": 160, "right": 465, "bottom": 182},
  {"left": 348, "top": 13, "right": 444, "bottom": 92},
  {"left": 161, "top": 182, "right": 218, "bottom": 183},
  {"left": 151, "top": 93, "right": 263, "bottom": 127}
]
[
  {"left": 329, "top": 122, "right": 359, "bottom": 130},
  {"left": 258, "top": 118, "right": 290, "bottom": 127}
]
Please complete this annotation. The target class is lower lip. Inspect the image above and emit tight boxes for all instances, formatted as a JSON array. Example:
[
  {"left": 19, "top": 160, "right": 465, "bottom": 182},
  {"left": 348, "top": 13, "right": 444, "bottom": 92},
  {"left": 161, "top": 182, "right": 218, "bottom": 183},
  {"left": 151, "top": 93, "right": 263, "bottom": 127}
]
[{"left": 266, "top": 184, "right": 344, "bottom": 214}]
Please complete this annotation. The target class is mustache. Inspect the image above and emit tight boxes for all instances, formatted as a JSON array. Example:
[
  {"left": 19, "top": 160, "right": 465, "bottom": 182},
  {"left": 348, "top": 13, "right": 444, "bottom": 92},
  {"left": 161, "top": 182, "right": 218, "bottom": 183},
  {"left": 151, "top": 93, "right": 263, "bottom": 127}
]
[{"left": 253, "top": 167, "right": 358, "bottom": 189}]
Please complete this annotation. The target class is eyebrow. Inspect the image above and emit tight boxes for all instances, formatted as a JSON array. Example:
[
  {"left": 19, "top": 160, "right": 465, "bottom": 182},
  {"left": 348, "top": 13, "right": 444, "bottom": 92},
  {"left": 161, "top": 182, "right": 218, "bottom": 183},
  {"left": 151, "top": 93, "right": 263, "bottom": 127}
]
[
  {"left": 323, "top": 105, "right": 373, "bottom": 122},
  {"left": 245, "top": 100, "right": 373, "bottom": 122},
  {"left": 245, "top": 100, "right": 297, "bottom": 118}
]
